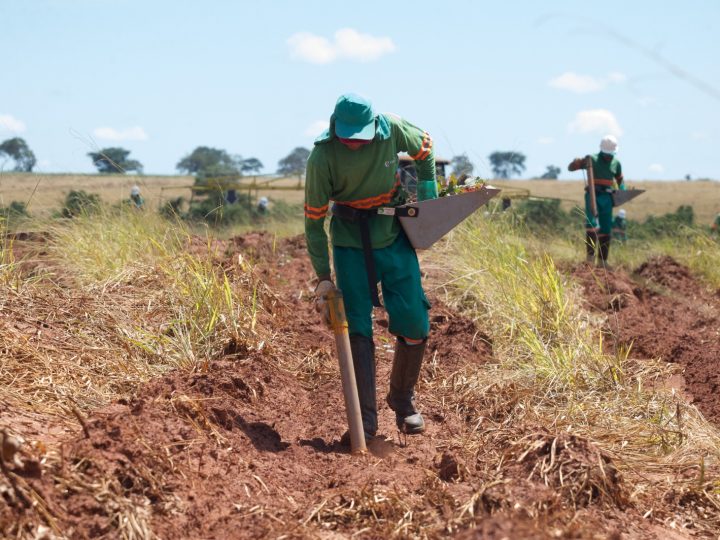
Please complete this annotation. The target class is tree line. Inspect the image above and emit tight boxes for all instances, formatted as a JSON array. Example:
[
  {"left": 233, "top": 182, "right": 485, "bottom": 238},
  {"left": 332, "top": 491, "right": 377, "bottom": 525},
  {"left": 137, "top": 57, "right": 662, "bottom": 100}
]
[
  {"left": 0, "top": 137, "right": 311, "bottom": 179},
  {"left": 2, "top": 136, "right": 563, "bottom": 179}
]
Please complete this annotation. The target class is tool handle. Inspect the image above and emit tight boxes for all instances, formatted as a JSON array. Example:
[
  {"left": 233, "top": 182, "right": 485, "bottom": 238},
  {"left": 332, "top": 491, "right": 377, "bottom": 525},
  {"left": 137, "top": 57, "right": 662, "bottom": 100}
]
[
  {"left": 326, "top": 289, "right": 367, "bottom": 455},
  {"left": 586, "top": 156, "right": 598, "bottom": 218}
]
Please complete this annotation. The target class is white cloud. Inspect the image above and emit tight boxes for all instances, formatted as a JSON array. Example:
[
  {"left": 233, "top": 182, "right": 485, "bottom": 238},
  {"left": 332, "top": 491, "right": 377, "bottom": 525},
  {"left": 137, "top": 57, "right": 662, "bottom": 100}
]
[
  {"left": 549, "top": 72, "right": 603, "bottom": 93},
  {"left": 537, "top": 136, "right": 555, "bottom": 145},
  {"left": 93, "top": 126, "right": 148, "bottom": 141},
  {"left": 288, "top": 28, "right": 395, "bottom": 64},
  {"left": 334, "top": 28, "right": 396, "bottom": 62},
  {"left": 648, "top": 163, "right": 664, "bottom": 173},
  {"left": 548, "top": 71, "right": 627, "bottom": 94},
  {"left": 691, "top": 131, "right": 709, "bottom": 140},
  {"left": 287, "top": 33, "right": 336, "bottom": 64},
  {"left": 0, "top": 114, "right": 26, "bottom": 133},
  {"left": 568, "top": 109, "right": 623, "bottom": 137},
  {"left": 304, "top": 120, "right": 329, "bottom": 137}
]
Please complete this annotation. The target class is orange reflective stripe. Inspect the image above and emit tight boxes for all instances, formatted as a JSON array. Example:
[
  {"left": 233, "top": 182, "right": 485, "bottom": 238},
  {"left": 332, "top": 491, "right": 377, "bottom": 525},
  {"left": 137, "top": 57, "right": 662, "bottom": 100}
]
[
  {"left": 338, "top": 180, "right": 400, "bottom": 210},
  {"left": 304, "top": 203, "right": 328, "bottom": 220},
  {"left": 410, "top": 132, "right": 432, "bottom": 160},
  {"left": 594, "top": 178, "right": 614, "bottom": 186},
  {"left": 304, "top": 203, "right": 329, "bottom": 213}
]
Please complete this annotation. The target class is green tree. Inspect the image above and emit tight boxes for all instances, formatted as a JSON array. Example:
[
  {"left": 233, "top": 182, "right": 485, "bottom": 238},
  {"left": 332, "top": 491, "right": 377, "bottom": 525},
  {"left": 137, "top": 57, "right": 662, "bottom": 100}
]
[
  {"left": 0, "top": 137, "right": 36, "bottom": 172},
  {"left": 539, "top": 165, "right": 561, "bottom": 180},
  {"left": 277, "top": 147, "right": 310, "bottom": 178},
  {"left": 176, "top": 146, "right": 241, "bottom": 179},
  {"left": 241, "top": 157, "right": 264, "bottom": 174},
  {"left": 488, "top": 151, "right": 526, "bottom": 178},
  {"left": 87, "top": 147, "right": 143, "bottom": 174},
  {"left": 450, "top": 153, "right": 474, "bottom": 177}
]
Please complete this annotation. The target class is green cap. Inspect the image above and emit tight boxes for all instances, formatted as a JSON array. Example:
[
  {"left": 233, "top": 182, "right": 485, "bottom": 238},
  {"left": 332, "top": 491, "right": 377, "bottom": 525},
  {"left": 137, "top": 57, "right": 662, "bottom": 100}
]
[{"left": 333, "top": 93, "right": 376, "bottom": 140}]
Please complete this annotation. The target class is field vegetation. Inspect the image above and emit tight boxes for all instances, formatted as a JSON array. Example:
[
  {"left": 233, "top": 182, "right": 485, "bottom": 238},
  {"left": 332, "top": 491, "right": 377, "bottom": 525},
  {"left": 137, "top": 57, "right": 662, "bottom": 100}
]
[{"left": 1, "top": 190, "right": 720, "bottom": 537}]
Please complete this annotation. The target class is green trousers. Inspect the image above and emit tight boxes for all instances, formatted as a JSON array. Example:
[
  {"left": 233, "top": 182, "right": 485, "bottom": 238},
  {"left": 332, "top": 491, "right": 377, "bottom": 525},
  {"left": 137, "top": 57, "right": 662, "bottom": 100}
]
[
  {"left": 333, "top": 232, "right": 430, "bottom": 340},
  {"left": 584, "top": 191, "right": 614, "bottom": 236}
]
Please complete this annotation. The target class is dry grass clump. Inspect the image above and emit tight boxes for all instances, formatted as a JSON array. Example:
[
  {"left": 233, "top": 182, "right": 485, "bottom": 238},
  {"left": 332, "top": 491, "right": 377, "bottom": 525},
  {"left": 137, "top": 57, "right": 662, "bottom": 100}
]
[
  {"left": 506, "top": 430, "right": 627, "bottom": 508},
  {"left": 1, "top": 210, "right": 261, "bottom": 421},
  {"left": 301, "top": 479, "right": 457, "bottom": 539},
  {"left": 436, "top": 214, "right": 720, "bottom": 534}
]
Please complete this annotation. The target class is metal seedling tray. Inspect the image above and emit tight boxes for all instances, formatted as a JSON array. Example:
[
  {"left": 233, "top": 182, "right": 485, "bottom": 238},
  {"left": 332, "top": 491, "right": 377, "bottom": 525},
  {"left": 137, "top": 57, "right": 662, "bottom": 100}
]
[
  {"left": 398, "top": 185, "right": 501, "bottom": 249},
  {"left": 612, "top": 189, "right": 645, "bottom": 207}
]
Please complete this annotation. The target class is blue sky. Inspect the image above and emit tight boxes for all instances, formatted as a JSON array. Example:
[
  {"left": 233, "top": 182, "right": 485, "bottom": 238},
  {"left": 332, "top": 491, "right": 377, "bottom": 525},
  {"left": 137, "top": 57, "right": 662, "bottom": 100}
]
[{"left": 1, "top": 0, "right": 719, "bottom": 180}]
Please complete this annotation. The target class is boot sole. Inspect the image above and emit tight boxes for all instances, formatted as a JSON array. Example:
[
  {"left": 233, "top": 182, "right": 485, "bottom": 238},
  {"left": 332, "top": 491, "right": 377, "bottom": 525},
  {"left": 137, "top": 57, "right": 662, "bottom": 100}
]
[{"left": 397, "top": 421, "right": 425, "bottom": 435}]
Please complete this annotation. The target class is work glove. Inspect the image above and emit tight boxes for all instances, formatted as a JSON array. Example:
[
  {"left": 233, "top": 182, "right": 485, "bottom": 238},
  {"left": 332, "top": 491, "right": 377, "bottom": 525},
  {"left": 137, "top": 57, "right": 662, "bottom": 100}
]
[
  {"left": 314, "top": 279, "right": 337, "bottom": 326},
  {"left": 417, "top": 180, "right": 438, "bottom": 201}
]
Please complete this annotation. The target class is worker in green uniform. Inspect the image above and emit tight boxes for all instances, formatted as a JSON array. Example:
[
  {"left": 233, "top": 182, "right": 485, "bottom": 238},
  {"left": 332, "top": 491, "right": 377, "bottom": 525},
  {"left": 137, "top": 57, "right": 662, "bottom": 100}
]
[
  {"left": 612, "top": 209, "right": 628, "bottom": 242},
  {"left": 305, "top": 93, "right": 437, "bottom": 444},
  {"left": 130, "top": 185, "right": 144, "bottom": 209},
  {"left": 568, "top": 135, "right": 625, "bottom": 266},
  {"left": 712, "top": 213, "right": 720, "bottom": 235}
]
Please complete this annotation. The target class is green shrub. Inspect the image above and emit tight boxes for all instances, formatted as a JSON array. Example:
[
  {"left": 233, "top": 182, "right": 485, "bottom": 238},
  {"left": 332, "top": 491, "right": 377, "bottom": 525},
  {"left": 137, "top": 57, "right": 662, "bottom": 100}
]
[
  {"left": 1, "top": 201, "right": 30, "bottom": 219},
  {"left": 60, "top": 190, "right": 102, "bottom": 217},
  {"left": 514, "top": 198, "right": 576, "bottom": 232},
  {"left": 187, "top": 190, "right": 254, "bottom": 226},
  {"left": 160, "top": 197, "right": 186, "bottom": 219},
  {"left": 629, "top": 205, "right": 695, "bottom": 239}
]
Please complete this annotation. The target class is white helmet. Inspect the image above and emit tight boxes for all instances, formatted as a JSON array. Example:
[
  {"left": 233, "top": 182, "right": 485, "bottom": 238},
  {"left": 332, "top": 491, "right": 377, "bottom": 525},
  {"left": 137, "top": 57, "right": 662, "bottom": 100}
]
[
  {"left": 259, "top": 196, "right": 269, "bottom": 205},
  {"left": 618, "top": 209, "right": 626, "bottom": 218},
  {"left": 130, "top": 185, "right": 141, "bottom": 196},
  {"left": 600, "top": 135, "right": 618, "bottom": 154}
]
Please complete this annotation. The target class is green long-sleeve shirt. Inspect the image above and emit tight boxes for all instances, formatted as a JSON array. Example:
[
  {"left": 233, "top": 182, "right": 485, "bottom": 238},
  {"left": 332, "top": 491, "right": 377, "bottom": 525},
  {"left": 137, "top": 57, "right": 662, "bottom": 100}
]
[
  {"left": 568, "top": 152, "right": 624, "bottom": 191},
  {"left": 304, "top": 113, "right": 436, "bottom": 278}
]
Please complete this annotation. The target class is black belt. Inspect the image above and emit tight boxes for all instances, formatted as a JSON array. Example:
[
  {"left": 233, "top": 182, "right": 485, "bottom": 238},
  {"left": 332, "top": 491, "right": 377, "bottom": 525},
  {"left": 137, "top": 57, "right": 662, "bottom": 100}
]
[{"left": 331, "top": 203, "right": 419, "bottom": 307}]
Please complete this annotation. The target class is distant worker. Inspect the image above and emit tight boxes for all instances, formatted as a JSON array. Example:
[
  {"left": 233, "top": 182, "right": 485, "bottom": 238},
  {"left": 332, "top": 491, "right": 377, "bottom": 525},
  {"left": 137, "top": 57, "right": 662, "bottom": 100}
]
[
  {"left": 130, "top": 185, "right": 144, "bottom": 209},
  {"left": 568, "top": 135, "right": 625, "bottom": 266},
  {"left": 712, "top": 212, "right": 720, "bottom": 235},
  {"left": 257, "top": 196, "right": 269, "bottom": 214},
  {"left": 612, "top": 208, "right": 628, "bottom": 242},
  {"left": 305, "top": 93, "right": 437, "bottom": 445}
]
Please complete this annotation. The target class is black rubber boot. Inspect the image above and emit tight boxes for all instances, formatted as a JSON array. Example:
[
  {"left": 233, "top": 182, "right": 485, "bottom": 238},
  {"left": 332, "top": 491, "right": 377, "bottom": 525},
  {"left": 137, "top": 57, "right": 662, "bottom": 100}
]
[
  {"left": 386, "top": 337, "right": 426, "bottom": 434},
  {"left": 598, "top": 235, "right": 611, "bottom": 267},
  {"left": 349, "top": 335, "right": 377, "bottom": 439},
  {"left": 585, "top": 230, "right": 598, "bottom": 264}
]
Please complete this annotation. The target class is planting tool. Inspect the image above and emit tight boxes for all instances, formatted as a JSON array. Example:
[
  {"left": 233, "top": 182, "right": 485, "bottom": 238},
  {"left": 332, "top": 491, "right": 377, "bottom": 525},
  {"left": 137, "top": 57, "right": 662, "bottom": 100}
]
[
  {"left": 586, "top": 156, "right": 598, "bottom": 218},
  {"left": 398, "top": 185, "right": 501, "bottom": 250},
  {"left": 612, "top": 189, "right": 645, "bottom": 207},
  {"left": 326, "top": 289, "right": 367, "bottom": 455}
]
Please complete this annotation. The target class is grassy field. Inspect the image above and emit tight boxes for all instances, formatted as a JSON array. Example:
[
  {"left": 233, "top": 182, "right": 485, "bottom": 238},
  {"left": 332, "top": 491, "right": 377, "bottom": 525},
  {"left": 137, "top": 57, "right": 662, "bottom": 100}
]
[
  {"left": 0, "top": 172, "right": 304, "bottom": 215},
  {"left": 492, "top": 179, "right": 720, "bottom": 225},
  {"left": 2, "top": 172, "right": 718, "bottom": 225}
]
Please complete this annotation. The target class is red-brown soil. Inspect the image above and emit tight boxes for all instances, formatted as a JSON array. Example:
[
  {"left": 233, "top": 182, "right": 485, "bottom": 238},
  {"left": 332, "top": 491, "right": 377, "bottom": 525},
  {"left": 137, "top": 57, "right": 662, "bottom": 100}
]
[
  {"left": 1, "top": 236, "right": 710, "bottom": 538},
  {"left": 571, "top": 256, "right": 720, "bottom": 424}
]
